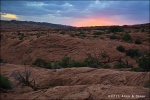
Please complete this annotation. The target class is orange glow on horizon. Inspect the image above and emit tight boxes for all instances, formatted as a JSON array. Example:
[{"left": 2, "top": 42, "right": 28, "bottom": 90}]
[{"left": 72, "top": 17, "right": 121, "bottom": 27}]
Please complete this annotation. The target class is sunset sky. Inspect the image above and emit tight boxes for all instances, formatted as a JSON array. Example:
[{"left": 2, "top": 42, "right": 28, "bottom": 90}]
[{"left": 1, "top": 0, "right": 149, "bottom": 27}]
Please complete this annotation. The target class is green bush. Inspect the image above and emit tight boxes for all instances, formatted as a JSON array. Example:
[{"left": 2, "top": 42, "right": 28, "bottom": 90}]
[
  {"left": 57, "top": 54, "right": 111, "bottom": 68},
  {"left": 75, "top": 34, "right": 80, "bottom": 36},
  {"left": 0, "top": 59, "right": 5, "bottom": 66},
  {"left": 32, "top": 58, "right": 51, "bottom": 69},
  {"left": 93, "top": 32, "right": 103, "bottom": 35},
  {"left": 19, "top": 33, "right": 25, "bottom": 40},
  {"left": 75, "top": 33, "right": 86, "bottom": 38},
  {"left": 138, "top": 56, "right": 150, "bottom": 72},
  {"left": 79, "top": 31, "right": 85, "bottom": 34},
  {"left": 116, "top": 45, "right": 125, "bottom": 52},
  {"left": 0, "top": 59, "right": 3, "bottom": 63},
  {"left": 40, "top": 32, "right": 47, "bottom": 34},
  {"left": 80, "top": 34, "right": 86, "bottom": 38},
  {"left": 93, "top": 35, "right": 98, "bottom": 38},
  {"left": 144, "top": 81, "right": 150, "bottom": 88},
  {"left": 122, "top": 33, "right": 132, "bottom": 41},
  {"left": 36, "top": 34, "right": 41, "bottom": 38},
  {"left": 110, "top": 35, "right": 118, "bottom": 39},
  {"left": 130, "top": 67, "right": 143, "bottom": 72},
  {"left": 58, "top": 56, "right": 71, "bottom": 68},
  {"left": 101, "top": 64, "right": 111, "bottom": 69},
  {"left": 114, "top": 63, "right": 126, "bottom": 69},
  {"left": 141, "top": 28, "right": 145, "bottom": 32},
  {"left": 36, "top": 32, "right": 47, "bottom": 38},
  {"left": 135, "top": 39, "right": 142, "bottom": 44},
  {"left": 58, "top": 56, "right": 88, "bottom": 68},
  {"left": 0, "top": 75, "right": 13, "bottom": 90},
  {"left": 68, "top": 60, "right": 87, "bottom": 67},
  {"left": 105, "top": 30, "right": 110, "bottom": 34},
  {"left": 84, "top": 54, "right": 100, "bottom": 68},
  {"left": 17, "top": 32, "right": 24, "bottom": 36},
  {"left": 60, "top": 31, "right": 65, "bottom": 35},
  {"left": 109, "top": 26, "right": 124, "bottom": 33},
  {"left": 70, "top": 34, "right": 75, "bottom": 37},
  {"left": 126, "top": 49, "right": 141, "bottom": 58}
]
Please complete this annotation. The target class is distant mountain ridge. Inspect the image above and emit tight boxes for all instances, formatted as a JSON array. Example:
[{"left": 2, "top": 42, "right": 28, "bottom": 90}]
[{"left": 0, "top": 20, "right": 74, "bottom": 29}]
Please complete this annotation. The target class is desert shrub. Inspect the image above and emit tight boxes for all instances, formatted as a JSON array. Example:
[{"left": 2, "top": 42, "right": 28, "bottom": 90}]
[
  {"left": 0, "top": 59, "right": 5, "bottom": 66},
  {"left": 58, "top": 54, "right": 110, "bottom": 68},
  {"left": 109, "top": 26, "right": 124, "bottom": 33},
  {"left": 32, "top": 58, "right": 51, "bottom": 69},
  {"left": 58, "top": 56, "right": 87, "bottom": 68},
  {"left": 93, "top": 31, "right": 103, "bottom": 35},
  {"left": 116, "top": 57, "right": 133, "bottom": 68},
  {"left": 130, "top": 67, "right": 143, "bottom": 72},
  {"left": 82, "top": 34, "right": 86, "bottom": 37},
  {"left": 84, "top": 54, "right": 100, "bottom": 68},
  {"left": 101, "top": 64, "right": 111, "bottom": 69},
  {"left": 70, "top": 34, "right": 75, "bottom": 37},
  {"left": 135, "top": 39, "right": 142, "bottom": 44},
  {"left": 58, "top": 56, "right": 71, "bottom": 68},
  {"left": 99, "top": 52, "right": 110, "bottom": 63},
  {"left": 17, "top": 32, "right": 21, "bottom": 35},
  {"left": 122, "top": 33, "right": 132, "bottom": 41},
  {"left": 138, "top": 56, "right": 150, "bottom": 72},
  {"left": 114, "top": 63, "right": 126, "bottom": 69},
  {"left": 36, "top": 34, "right": 41, "bottom": 38},
  {"left": 60, "top": 31, "right": 65, "bottom": 35},
  {"left": 52, "top": 62, "right": 62, "bottom": 69},
  {"left": 74, "top": 33, "right": 86, "bottom": 38},
  {"left": 80, "top": 34, "right": 86, "bottom": 38},
  {"left": 100, "top": 37, "right": 104, "bottom": 39},
  {"left": 18, "top": 32, "right": 25, "bottom": 40},
  {"left": 75, "top": 34, "right": 80, "bottom": 36},
  {"left": 0, "top": 59, "right": 3, "bottom": 63},
  {"left": 19, "top": 36, "right": 24, "bottom": 40},
  {"left": 0, "top": 75, "right": 13, "bottom": 90},
  {"left": 125, "top": 49, "right": 141, "bottom": 58},
  {"left": 93, "top": 35, "right": 98, "bottom": 38},
  {"left": 68, "top": 60, "right": 87, "bottom": 67},
  {"left": 40, "top": 32, "right": 47, "bottom": 34},
  {"left": 127, "top": 30, "right": 131, "bottom": 33},
  {"left": 105, "top": 30, "right": 110, "bottom": 34},
  {"left": 141, "top": 28, "right": 145, "bottom": 32},
  {"left": 36, "top": 32, "right": 47, "bottom": 38},
  {"left": 110, "top": 35, "right": 118, "bottom": 39},
  {"left": 17, "top": 32, "right": 24, "bottom": 36},
  {"left": 144, "top": 81, "right": 150, "bottom": 88},
  {"left": 116, "top": 45, "right": 125, "bottom": 52},
  {"left": 79, "top": 31, "right": 85, "bottom": 34},
  {"left": 11, "top": 68, "right": 37, "bottom": 91}
]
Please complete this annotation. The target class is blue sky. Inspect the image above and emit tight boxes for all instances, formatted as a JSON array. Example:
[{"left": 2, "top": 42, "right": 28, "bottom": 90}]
[{"left": 1, "top": 0, "right": 149, "bottom": 27}]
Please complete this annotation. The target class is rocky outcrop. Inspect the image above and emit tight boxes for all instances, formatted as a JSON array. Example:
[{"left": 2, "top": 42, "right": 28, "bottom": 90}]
[{"left": 1, "top": 64, "right": 150, "bottom": 100}]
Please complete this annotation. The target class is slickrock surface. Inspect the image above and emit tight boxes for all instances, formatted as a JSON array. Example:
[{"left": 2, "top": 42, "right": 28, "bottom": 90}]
[{"left": 1, "top": 64, "right": 150, "bottom": 100}]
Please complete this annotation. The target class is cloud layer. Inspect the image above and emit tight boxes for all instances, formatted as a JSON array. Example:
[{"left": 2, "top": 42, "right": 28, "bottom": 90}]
[
  {"left": 1, "top": 13, "right": 18, "bottom": 19},
  {"left": 1, "top": 0, "right": 149, "bottom": 26}
]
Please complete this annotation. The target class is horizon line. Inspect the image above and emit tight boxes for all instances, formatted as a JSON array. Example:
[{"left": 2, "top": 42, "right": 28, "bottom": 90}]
[{"left": 1, "top": 19, "right": 149, "bottom": 28}]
